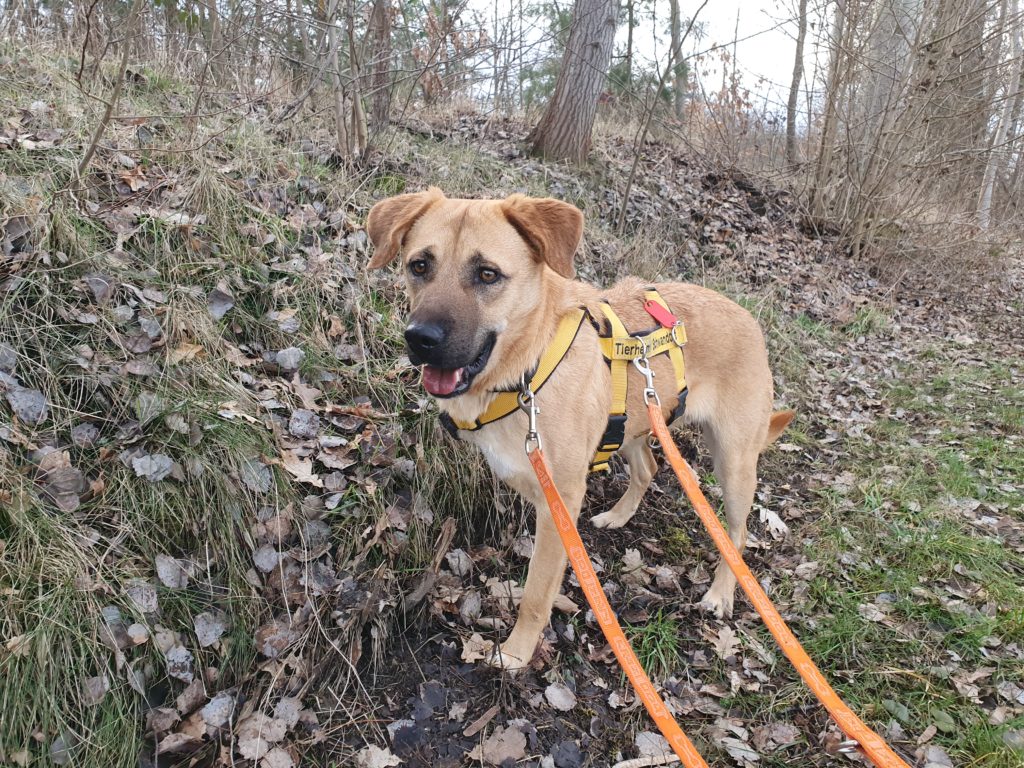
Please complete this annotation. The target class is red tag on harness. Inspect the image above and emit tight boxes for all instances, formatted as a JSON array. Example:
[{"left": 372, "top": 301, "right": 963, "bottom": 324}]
[{"left": 644, "top": 300, "right": 678, "bottom": 329}]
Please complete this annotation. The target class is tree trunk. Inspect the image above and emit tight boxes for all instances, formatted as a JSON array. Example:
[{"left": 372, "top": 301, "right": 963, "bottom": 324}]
[
  {"left": 624, "top": 0, "right": 634, "bottom": 87},
  {"left": 346, "top": 0, "right": 368, "bottom": 156},
  {"left": 978, "top": 0, "right": 1021, "bottom": 228},
  {"left": 326, "top": 0, "right": 350, "bottom": 158},
  {"left": 810, "top": 0, "right": 848, "bottom": 217},
  {"left": 368, "top": 0, "right": 392, "bottom": 135},
  {"left": 670, "top": 0, "right": 684, "bottom": 120},
  {"left": 528, "top": 0, "right": 620, "bottom": 163},
  {"left": 785, "top": 0, "right": 808, "bottom": 165}
]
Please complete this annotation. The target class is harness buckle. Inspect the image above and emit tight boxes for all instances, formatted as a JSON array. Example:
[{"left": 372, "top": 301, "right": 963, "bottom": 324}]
[{"left": 518, "top": 375, "right": 541, "bottom": 454}]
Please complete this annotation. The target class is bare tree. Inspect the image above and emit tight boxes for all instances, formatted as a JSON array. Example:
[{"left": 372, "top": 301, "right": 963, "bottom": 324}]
[
  {"left": 785, "top": 0, "right": 808, "bottom": 165},
  {"left": 670, "top": 0, "right": 685, "bottom": 121},
  {"left": 528, "top": 0, "right": 620, "bottom": 162},
  {"left": 979, "top": 0, "right": 1022, "bottom": 227}
]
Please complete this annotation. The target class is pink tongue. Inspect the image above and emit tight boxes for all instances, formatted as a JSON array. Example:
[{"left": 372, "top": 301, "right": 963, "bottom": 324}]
[{"left": 421, "top": 365, "right": 463, "bottom": 395}]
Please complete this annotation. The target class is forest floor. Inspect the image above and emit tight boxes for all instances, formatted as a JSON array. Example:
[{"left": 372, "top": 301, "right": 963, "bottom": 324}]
[{"left": 1, "top": 50, "right": 1023, "bottom": 768}]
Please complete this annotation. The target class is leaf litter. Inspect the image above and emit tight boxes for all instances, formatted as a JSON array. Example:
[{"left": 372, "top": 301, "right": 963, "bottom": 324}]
[{"left": 1, "top": 89, "right": 1021, "bottom": 768}]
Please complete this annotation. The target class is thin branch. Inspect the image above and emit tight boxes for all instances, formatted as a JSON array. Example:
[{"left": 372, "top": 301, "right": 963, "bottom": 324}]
[{"left": 77, "top": 0, "right": 145, "bottom": 178}]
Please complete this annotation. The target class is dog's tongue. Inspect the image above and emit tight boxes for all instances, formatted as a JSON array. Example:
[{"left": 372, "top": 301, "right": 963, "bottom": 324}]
[{"left": 421, "top": 365, "right": 463, "bottom": 396}]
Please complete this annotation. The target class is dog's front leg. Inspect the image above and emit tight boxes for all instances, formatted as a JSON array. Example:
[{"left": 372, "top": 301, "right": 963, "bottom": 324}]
[{"left": 492, "top": 480, "right": 585, "bottom": 670}]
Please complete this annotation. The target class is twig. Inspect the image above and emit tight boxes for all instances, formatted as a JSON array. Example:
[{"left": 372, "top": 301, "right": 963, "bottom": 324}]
[
  {"left": 76, "top": 0, "right": 145, "bottom": 178},
  {"left": 616, "top": 0, "right": 711, "bottom": 235},
  {"left": 75, "top": 0, "right": 102, "bottom": 86}
]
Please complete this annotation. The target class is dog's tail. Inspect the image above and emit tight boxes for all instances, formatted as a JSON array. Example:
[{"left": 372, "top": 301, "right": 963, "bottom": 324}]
[{"left": 765, "top": 410, "right": 795, "bottom": 446}]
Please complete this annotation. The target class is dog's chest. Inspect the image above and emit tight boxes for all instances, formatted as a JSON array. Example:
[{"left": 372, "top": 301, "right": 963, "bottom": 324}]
[{"left": 465, "top": 424, "right": 533, "bottom": 486}]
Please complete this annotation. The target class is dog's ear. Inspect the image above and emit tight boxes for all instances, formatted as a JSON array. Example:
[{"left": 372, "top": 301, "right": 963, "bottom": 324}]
[
  {"left": 366, "top": 188, "right": 444, "bottom": 268},
  {"left": 501, "top": 194, "right": 583, "bottom": 278}
]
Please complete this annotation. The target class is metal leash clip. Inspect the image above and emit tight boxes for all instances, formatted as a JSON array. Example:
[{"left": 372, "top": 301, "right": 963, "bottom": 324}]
[
  {"left": 837, "top": 739, "right": 861, "bottom": 755},
  {"left": 631, "top": 337, "right": 660, "bottom": 407},
  {"left": 518, "top": 374, "right": 541, "bottom": 453}
]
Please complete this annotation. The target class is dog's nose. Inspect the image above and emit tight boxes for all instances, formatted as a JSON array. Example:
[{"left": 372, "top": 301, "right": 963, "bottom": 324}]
[{"left": 405, "top": 322, "right": 447, "bottom": 359}]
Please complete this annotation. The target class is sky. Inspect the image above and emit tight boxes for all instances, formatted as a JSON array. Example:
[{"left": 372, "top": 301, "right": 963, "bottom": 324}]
[
  {"left": 466, "top": 0, "right": 832, "bottom": 119},
  {"left": 617, "top": 0, "right": 829, "bottom": 117}
]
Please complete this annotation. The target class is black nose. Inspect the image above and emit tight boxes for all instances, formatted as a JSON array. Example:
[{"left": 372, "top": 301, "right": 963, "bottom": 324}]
[{"left": 405, "top": 322, "right": 447, "bottom": 360}]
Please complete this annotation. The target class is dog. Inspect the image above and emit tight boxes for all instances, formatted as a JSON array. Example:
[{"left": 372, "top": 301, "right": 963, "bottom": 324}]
[{"left": 367, "top": 188, "right": 793, "bottom": 670}]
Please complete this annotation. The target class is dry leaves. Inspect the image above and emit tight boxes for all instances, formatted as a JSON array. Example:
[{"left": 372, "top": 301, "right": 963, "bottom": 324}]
[{"left": 467, "top": 725, "right": 527, "bottom": 765}]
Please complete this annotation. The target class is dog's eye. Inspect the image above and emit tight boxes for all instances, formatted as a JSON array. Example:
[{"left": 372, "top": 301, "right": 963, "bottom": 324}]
[
  {"left": 478, "top": 267, "right": 500, "bottom": 284},
  {"left": 409, "top": 259, "right": 429, "bottom": 277}
]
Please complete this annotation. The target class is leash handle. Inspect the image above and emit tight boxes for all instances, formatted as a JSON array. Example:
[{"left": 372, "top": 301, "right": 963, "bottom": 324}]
[
  {"left": 526, "top": 447, "right": 709, "bottom": 768},
  {"left": 647, "top": 403, "right": 912, "bottom": 768}
]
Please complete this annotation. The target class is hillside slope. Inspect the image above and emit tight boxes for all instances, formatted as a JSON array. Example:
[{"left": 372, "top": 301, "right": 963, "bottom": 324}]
[{"left": 1, "top": 52, "right": 1022, "bottom": 768}]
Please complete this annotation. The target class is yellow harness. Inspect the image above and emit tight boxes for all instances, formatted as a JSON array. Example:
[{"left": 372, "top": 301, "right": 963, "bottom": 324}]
[{"left": 440, "top": 291, "right": 688, "bottom": 473}]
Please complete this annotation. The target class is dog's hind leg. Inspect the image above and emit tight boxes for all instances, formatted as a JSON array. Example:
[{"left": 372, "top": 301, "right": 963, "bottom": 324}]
[
  {"left": 697, "top": 425, "right": 760, "bottom": 619},
  {"left": 591, "top": 437, "right": 657, "bottom": 529}
]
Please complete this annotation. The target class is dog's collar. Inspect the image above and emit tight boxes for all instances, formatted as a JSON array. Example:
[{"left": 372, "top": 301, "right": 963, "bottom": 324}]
[{"left": 442, "top": 308, "right": 588, "bottom": 433}]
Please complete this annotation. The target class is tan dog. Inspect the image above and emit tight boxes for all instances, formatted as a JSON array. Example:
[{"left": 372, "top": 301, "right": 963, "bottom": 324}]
[{"left": 367, "top": 188, "right": 793, "bottom": 670}]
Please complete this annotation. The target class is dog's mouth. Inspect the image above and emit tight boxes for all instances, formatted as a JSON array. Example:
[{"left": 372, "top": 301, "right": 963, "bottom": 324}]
[{"left": 420, "top": 333, "right": 496, "bottom": 398}]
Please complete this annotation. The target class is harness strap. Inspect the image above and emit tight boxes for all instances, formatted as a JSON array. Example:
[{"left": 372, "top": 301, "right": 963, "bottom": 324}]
[
  {"left": 446, "top": 308, "right": 587, "bottom": 432},
  {"left": 591, "top": 291, "right": 689, "bottom": 471},
  {"left": 643, "top": 290, "right": 689, "bottom": 424},
  {"left": 590, "top": 303, "right": 631, "bottom": 472}
]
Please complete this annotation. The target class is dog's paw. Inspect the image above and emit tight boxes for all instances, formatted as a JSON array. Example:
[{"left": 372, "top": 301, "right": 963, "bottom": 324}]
[
  {"left": 698, "top": 589, "right": 734, "bottom": 620},
  {"left": 590, "top": 510, "right": 630, "bottom": 529},
  {"left": 485, "top": 642, "right": 532, "bottom": 672}
]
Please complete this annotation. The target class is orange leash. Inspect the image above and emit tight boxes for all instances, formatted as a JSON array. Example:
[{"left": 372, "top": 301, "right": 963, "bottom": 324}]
[
  {"left": 647, "top": 402, "right": 912, "bottom": 768},
  {"left": 527, "top": 448, "right": 709, "bottom": 767}
]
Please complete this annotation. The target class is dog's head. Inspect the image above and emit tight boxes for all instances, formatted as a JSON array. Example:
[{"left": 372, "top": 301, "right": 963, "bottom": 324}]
[{"left": 367, "top": 188, "right": 583, "bottom": 397}]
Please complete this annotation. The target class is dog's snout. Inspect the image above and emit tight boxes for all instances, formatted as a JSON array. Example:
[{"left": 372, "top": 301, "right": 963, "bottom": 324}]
[{"left": 405, "top": 321, "right": 447, "bottom": 359}]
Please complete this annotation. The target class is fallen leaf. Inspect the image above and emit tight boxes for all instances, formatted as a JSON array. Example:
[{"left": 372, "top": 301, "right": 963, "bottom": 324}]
[
  {"left": 290, "top": 374, "right": 321, "bottom": 410},
  {"left": 168, "top": 342, "right": 204, "bottom": 365},
  {"left": 82, "top": 674, "right": 109, "bottom": 706},
  {"left": 922, "top": 744, "right": 954, "bottom": 768},
  {"left": 274, "top": 697, "right": 302, "bottom": 729},
  {"left": 239, "top": 456, "right": 272, "bottom": 493},
  {"left": 288, "top": 409, "right": 320, "bottom": 439},
  {"left": 255, "top": 619, "right": 298, "bottom": 658},
  {"left": 155, "top": 554, "right": 190, "bottom": 589},
  {"left": 208, "top": 285, "right": 234, "bottom": 320},
  {"left": 721, "top": 736, "right": 760, "bottom": 766},
  {"left": 236, "top": 713, "right": 287, "bottom": 760},
  {"left": 621, "top": 548, "right": 651, "bottom": 586},
  {"left": 126, "top": 579, "right": 158, "bottom": 613},
  {"left": 133, "top": 453, "right": 174, "bottom": 482},
  {"left": 759, "top": 507, "right": 789, "bottom": 539},
  {"left": 713, "top": 625, "right": 741, "bottom": 661},
  {"left": 201, "top": 692, "right": 235, "bottom": 727},
  {"left": 544, "top": 682, "right": 577, "bottom": 712},
  {"left": 636, "top": 731, "right": 672, "bottom": 757},
  {"left": 460, "top": 632, "right": 490, "bottom": 663},
  {"left": 261, "top": 747, "right": 296, "bottom": 768},
  {"left": 193, "top": 611, "right": 226, "bottom": 647},
  {"left": 157, "top": 732, "right": 201, "bottom": 754},
  {"left": 165, "top": 645, "right": 194, "bottom": 683},
  {"left": 276, "top": 347, "right": 304, "bottom": 370},
  {"left": 176, "top": 678, "right": 206, "bottom": 714},
  {"left": 355, "top": 744, "right": 402, "bottom": 768},
  {"left": 6, "top": 385, "right": 48, "bottom": 424},
  {"left": 468, "top": 725, "right": 527, "bottom": 766},
  {"left": 445, "top": 548, "right": 472, "bottom": 578},
  {"left": 276, "top": 450, "right": 322, "bottom": 487}
]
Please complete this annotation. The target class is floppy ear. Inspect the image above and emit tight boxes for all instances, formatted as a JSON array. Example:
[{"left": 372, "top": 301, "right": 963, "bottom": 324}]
[
  {"left": 366, "top": 187, "right": 444, "bottom": 269},
  {"left": 501, "top": 194, "right": 583, "bottom": 278}
]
